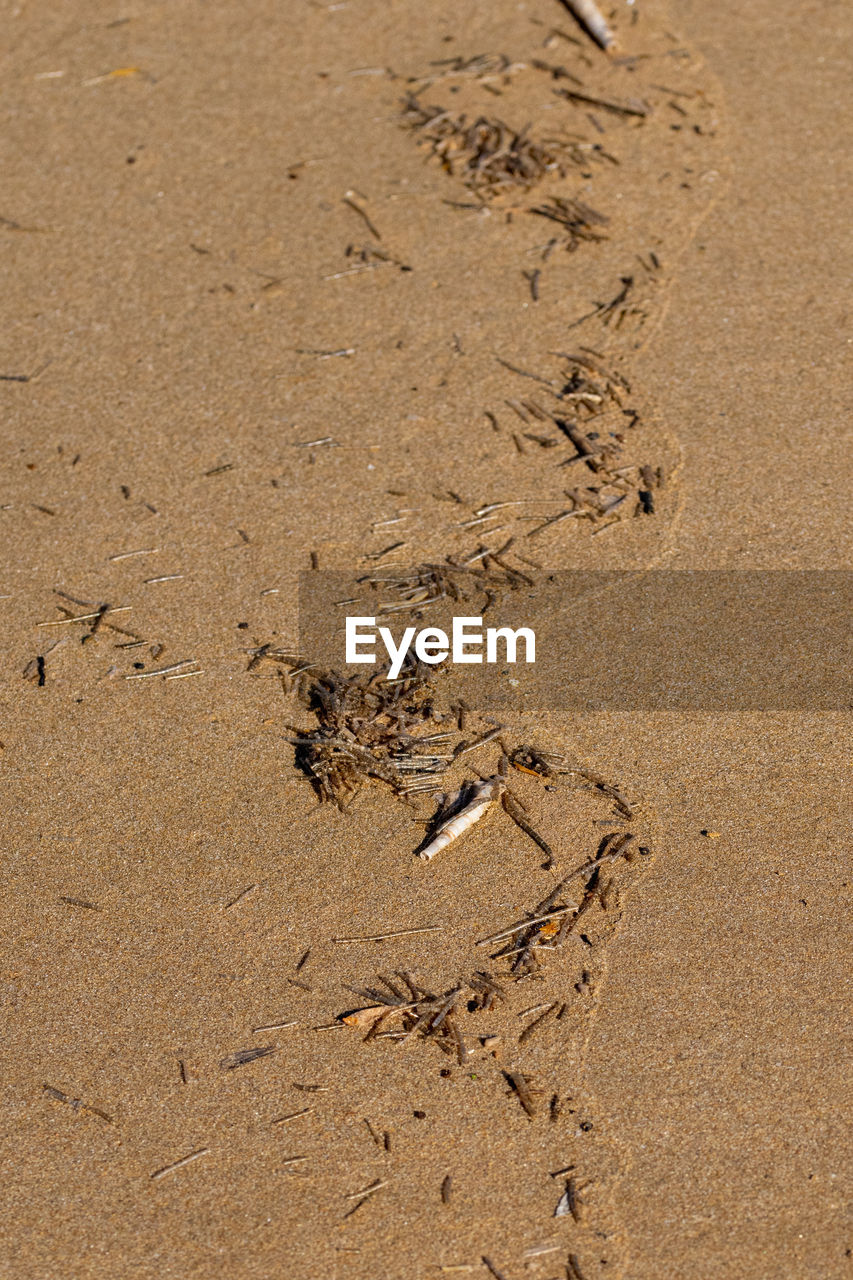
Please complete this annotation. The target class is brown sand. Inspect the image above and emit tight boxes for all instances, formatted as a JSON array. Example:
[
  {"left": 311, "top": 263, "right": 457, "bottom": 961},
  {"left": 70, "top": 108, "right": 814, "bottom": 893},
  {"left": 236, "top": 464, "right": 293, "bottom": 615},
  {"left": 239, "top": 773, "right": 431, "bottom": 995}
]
[{"left": 1, "top": 0, "right": 850, "bottom": 1277}]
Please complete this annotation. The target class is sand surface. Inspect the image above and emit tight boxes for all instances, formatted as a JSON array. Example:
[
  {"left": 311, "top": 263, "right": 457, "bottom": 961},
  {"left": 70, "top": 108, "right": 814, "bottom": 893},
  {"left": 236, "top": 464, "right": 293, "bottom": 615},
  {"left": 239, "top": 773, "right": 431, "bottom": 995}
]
[{"left": 1, "top": 0, "right": 850, "bottom": 1277}]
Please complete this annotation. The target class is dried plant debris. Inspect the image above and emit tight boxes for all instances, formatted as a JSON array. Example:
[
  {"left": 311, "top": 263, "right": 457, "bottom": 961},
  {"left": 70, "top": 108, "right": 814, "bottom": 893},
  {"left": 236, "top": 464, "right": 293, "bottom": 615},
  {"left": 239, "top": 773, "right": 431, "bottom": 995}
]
[
  {"left": 363, "top": 548, "right": 532, "bottom": 614},
  {"left": 568, "top": 260, "right": 664, "bottom": 332},
  {"left": 326, "top": 742, "right": 654, "bottom": 1217},
  {"left": 529, "top": 196, "right": 610, "bottom": 252},
  {"left": 286, "top": 657, "right": 455, "bottom": 808},
  {"left": 490, "top": 867, "right": 607, "bottom": 975},
  {"left": 555, "top": 83, "right": 649, "bottom": 118},
  {"left": 398, "top": 38, "right": 661, "bottom": 199},
  {"left": 327, "top": 242, "right": 412, "bottom": 279},
  {"left": 282, "top": 657, "right": 502, "bottom": 811},
  {"left": 475, "top": 832, "right": 644, "bottom": 975},
  {"left": 283, "top": 666, "right": 621, "bottom": 863},
  {"left": 509, "top": 747, "right": 634, "bottom": 817},
  {"left": 409, "top": 52, "right": 524, "bottom": 91},
  {"left": 340, "top": 970, "right": 506, "bottom": 1063},
  {"left": 280, "top": 628, "right": 640, "bottom": 851},
  {"left": 488, "top": 353, "right": 666, "bottom": 530},
  {"left": 333, "top": 832, "right": 649, "bottom": 1100},
  {"left": 400, "top": 94, "right": 596, "bottom": 199},
  {"left": 337, "top": 825, "right": 651, "bottom": 1046}
]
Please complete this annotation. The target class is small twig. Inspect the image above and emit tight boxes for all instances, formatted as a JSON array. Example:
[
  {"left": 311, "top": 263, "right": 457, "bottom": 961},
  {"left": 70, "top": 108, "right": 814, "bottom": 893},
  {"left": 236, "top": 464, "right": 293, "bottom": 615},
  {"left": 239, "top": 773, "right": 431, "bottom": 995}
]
[
  {"left": 38, "top": 608, "right": 131, "bottom": 627},
  {"left": 220, "top": 1046, "right": 277, "bottom": 1070},
  {"left": 343, "top": 190, "right": 381, "bottom": 240},
  {"left": 519, "top": 1003, "right": 557, "bottom": 1044},
  {"left": 453, "top": 727, "right": 504, "bottom": 758},
  {"left": 224, "top": 884, "right": 257, "bottom": 910},
  {"left": 0, "top": 360, "right": 51, "bottom": 383},
  {"left": 331, "top": 927, "right": 441, "bottom": 943},
  {"left": 558, "top": 86, "right": 647, "bottom": 116},
  {"left": 107, "top": 548, "right": 158, "bottom": 561},
  {"left": 150, "top": 1148, "right": 209, "bottom": 1180},
  {"left": 502, "top": 792, "right": 555, "bottom": 866},
  {"left": 295, "top": 348, "right": 355, "bottom": 359},
  {"left": 272, "top": 1108, "right": 313, "bottom": 1125},
  {"left": 343, "top": 1177, "right": 386, "bottom": 1198},
  {"left": 477, "top": 907, "right": 571, "bottom": 946},
  {"left": 125, "top": 661, "right": 199, "bottom": 680}
]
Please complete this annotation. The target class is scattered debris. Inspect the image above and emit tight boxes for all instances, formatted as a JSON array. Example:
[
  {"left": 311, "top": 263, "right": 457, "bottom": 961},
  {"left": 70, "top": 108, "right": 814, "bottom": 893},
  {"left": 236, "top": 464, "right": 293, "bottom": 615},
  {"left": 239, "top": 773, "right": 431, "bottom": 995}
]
[
  {"left": 400, "top": 95, "right": 594, "bottom": 199},
  {"left": 284, "top": 656, "right": 452, "bottom": 808},
  {"left": 341, "top": 970, "right": 506, "bottom": 1064},
  {"left": 529, "top": 195, "right": 609, "bottom": 252}
]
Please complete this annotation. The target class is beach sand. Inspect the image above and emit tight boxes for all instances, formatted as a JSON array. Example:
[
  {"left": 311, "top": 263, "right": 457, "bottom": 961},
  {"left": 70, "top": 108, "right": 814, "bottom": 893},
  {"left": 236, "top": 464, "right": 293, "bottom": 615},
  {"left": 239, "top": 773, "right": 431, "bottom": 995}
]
[{"left": 1, "top": 0, "right": 850, "bottom": 1276}]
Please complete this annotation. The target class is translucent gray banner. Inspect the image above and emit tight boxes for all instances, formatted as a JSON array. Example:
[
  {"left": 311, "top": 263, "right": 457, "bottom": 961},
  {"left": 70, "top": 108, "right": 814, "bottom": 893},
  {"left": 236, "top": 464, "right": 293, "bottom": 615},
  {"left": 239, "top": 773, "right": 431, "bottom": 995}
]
[{"left": 298, "top": 570, "right": 851, "bottom": 710}]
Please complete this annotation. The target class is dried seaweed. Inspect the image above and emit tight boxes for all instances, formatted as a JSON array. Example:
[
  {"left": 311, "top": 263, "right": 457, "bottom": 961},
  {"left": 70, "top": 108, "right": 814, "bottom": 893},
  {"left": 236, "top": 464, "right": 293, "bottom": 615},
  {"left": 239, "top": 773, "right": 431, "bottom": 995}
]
[
  {"left": 485, "top": 353, "right": 665, "bottom": 532},
  {"left": 363, "top": 550, "right": 529, "bottom": 614},
  {"left": 400, "top": 94, "right": 593, "bottom": 199},
  {"left": 341, "top": 970, "right": 507, "bottom": 1062},
  {"left": 414, "top": 52, "right": 520, "bottom": 88},
  {"left": 285, "top": 654, "right": 465, "bottom": 808},
  {"left": 529, "top": 195, "right": 610, "bottom": 252}
]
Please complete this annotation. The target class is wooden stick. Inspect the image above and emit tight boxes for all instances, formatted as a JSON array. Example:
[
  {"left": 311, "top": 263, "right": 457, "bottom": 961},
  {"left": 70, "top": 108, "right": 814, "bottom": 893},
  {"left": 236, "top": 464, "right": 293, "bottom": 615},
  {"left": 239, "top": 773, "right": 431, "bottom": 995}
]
[
  {"left": 150, "top": 1148, "right": 209, "bottom": 1180},
  {"left": 331, "top": 927, "right": 440, "bottom": 943}
]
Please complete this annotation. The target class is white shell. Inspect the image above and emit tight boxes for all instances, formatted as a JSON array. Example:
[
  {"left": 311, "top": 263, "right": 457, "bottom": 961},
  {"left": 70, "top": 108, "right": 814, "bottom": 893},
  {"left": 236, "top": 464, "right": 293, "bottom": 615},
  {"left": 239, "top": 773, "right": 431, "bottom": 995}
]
[
  {"left": 563, "top": 0, "right": 615, "bottom": 50},
  {"left": 417, "top": 779, "right": 499, "bottom": 862}
]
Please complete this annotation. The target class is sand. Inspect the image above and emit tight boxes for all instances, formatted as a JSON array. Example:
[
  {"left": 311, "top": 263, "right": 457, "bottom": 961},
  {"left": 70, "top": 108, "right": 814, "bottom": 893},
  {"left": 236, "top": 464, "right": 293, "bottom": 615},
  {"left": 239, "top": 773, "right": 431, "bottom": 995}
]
[{"left": 1, "top": 0, "right": 850, "bottom": 1277}]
